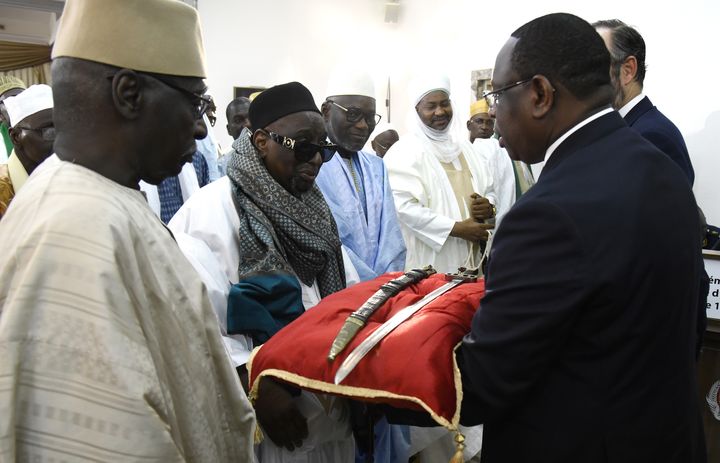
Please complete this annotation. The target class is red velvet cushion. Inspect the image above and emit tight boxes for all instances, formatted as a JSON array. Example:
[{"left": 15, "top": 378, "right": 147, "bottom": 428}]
[{"left": 248, "top": 272, "right": 485, "bottom": 428}]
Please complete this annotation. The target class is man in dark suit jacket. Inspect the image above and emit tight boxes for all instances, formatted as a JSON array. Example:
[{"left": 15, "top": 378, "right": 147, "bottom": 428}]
[
  {"left": 594, "top": 19, "right": 695, "bottom": 184},
  {"left": 458, "top": 13, "right": 706, "bottom": 462}
]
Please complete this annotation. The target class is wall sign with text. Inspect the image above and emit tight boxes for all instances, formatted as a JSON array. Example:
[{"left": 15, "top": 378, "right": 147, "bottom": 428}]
[{"left": 705, "top": 251, "right": 720, "bottom": 320}]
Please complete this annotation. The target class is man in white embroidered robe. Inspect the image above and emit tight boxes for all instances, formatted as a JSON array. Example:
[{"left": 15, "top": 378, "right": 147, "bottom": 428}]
[
  {"left": 0, "top": 0, "right": 256, "bottom": 461},
  {"left": 384, "top": 74, "right": 497, "bottom": 274}
]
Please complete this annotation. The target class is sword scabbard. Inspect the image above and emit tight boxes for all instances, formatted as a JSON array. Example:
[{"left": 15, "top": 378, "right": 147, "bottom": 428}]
[{"left": 328, "top": 315, "right": 366, "bottom": 361}]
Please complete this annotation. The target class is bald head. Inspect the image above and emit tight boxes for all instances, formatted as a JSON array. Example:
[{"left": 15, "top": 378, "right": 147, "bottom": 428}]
[{"left": 371, "top": 129, "right": 398, "bottom": 157}]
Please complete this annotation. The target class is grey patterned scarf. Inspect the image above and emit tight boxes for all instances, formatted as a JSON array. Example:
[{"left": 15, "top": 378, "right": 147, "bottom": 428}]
[{"left": 226, "top": 128, "right": 346, "bottom": 297}]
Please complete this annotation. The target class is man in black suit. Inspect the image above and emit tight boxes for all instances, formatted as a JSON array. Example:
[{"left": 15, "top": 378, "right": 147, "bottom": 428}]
[
  {"left": 458, "top": 13, "right": 706, "bottom": 462},
  {"left": 594, "top": 19, "right": 695, "bottom": 185}
]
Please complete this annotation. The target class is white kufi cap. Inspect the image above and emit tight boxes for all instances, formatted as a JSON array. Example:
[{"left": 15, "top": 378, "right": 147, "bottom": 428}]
[
  {"left": 325, "top": 65, "right": 375, "bottom": 99},
  {"left": 5, "top": 84, "right": 54, "bottom": 127}
]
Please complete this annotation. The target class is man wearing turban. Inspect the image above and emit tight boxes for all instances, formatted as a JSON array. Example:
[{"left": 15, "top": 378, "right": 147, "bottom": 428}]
[{"left": 383, "top": 74, "right": 497, "bottom": 274}]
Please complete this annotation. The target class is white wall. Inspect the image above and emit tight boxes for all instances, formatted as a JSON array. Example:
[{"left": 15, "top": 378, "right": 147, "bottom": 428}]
[{"left": 199, "top": 0, "right": 720, "bottom": 224}]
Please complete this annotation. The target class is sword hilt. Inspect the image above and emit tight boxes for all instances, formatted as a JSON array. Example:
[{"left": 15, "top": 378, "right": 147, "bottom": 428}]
[{"left": 445, "top": 267, "right": 479, "bottom": 283}]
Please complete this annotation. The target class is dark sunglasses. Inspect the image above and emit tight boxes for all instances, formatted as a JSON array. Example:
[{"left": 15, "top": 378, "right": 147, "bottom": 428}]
[{"left": 265, "top": 130, "right": 337, "bottom": 162}]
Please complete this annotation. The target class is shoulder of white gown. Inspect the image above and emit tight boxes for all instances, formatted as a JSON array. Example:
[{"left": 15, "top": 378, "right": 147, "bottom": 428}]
[{"left": 169, "top": 176, "right": 233, "bottom": 230}]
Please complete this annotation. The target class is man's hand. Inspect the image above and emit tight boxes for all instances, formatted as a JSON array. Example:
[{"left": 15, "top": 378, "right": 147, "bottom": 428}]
[
  {"left": 470, "top": 193, "right": 495, "bottom": 221},
  {"left": 254, "top": 377, "right": 308, "bottom": 451},
  {"left": 451, "top": 218, "right": 494, "bottom": 244}
]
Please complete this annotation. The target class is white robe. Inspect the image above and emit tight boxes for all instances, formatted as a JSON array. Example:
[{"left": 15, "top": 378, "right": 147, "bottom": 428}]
[
  {"left": 383, "top": 135, "right": 496, "bottom": 274},
  {"left": 473, "top": 137, "right": 516, "bottom": 224},
  {"left": 169, "top": 177, "right": 358, "bottom": 463},
  {"left": 0, "top": 155, "right": 256, "bottom": 462}
]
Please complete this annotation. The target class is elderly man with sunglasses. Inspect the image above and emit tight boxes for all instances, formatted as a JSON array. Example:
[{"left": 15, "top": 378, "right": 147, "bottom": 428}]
[
  {"left": 170, "top": 81, "right": 360, "bottom": 462},
  {"left": 0, "top": 84, "right": 54, "bottom": 220}
]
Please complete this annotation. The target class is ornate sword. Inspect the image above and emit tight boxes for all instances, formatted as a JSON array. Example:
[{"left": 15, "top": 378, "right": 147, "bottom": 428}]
[
  {"left": 334, "top": 269, "right": 478, "bottom": 385},
  {"left": 328, "top": 265, "right": 436, "bottom": 361}
]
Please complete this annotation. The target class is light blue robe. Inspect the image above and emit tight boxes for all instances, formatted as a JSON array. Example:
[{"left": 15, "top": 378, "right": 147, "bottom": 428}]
[
  {"left": 317, "top": 150, "right": 409, "bottom": 463},
  {"left": 316, "top": 150, "right": 406, "bottom": 281}
]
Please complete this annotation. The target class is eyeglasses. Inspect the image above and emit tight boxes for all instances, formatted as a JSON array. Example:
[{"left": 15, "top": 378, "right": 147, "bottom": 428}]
[
  {"left": 482, "top": 78, "right": 533, "bottom": 107},
  {"left": 265, "top": 130, "right": 337, "bottom": 163},
  {"left": 16, "top": 125, "right": 55, "bottom": 141},
  {"left": 328, "top": 100, "right": 382, "bottom": 126},
  {"left": 146, "top": 74, "right": 213, "bottom": 120},
  {"left": 108, "top": 72, "right": 212, "bottom": 120}
]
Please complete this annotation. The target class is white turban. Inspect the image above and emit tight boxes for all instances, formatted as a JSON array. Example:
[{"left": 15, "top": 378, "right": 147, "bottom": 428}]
[
  {"left": 408, "top": 73, "right": 451, "bottom": 106},
  {"left": 4, "top": 84, "right": 53, "bottom": 127},
  {"left": 325, "top": 65, "right": 375, "bottom": 99},
  {"left": 406, "top": 73, "right": 466, "bottom": 163}
]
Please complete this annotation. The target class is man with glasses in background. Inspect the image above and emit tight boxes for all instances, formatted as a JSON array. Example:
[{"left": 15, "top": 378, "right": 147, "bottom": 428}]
[
  {"left": 0, "top": 84, "right": 54, "bottom": 220},
  {"left": 317, "top": 69, "right": 406, "bottom": 282},
  {"left": 315, "top": 68, "right": 408, "bottom": 463}
]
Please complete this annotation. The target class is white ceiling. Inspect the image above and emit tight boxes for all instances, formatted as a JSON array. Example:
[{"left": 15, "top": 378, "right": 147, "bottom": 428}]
[{"left": 0, "top": 0, "right": 64, "bottom": 45}]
